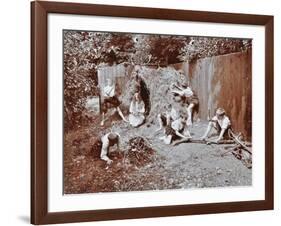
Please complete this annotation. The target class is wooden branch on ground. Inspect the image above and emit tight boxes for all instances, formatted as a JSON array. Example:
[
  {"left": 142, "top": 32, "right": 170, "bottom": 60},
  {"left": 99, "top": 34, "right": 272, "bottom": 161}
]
[
  {"left": 206, "top": 140, "right": 236, "bottom": 145},
  {"left": 219, "top": 145, "right": 240, "bottom": 157},
  {"left": 172, "top": 138, "right": 236, "bottom": 146},
  {"left": 172, "top": 135, "right": 252, "bottom": 152},
  {"left": 172, "top": 138, "right": 190, "bottom": 146},
  {"left": 228, "top": 130, "right": 252, "bottom": 154}
]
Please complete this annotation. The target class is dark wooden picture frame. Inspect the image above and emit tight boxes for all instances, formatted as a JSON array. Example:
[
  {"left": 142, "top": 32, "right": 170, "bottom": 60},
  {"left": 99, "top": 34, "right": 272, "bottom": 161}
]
[{"left": 31, "top": 1, "right": 274, "bottom": 225}]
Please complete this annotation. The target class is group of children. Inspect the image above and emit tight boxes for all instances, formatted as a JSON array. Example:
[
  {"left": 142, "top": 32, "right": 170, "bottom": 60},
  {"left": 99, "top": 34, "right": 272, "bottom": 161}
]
[
  {"left": 100, "top": 72, "right": 147, "bottom": 128},
  {"left": 97, "top": 70, "right": 231, "bottom": 164},
  {"left": 155, "top": 74, "right": 200, "bottom": 145}
]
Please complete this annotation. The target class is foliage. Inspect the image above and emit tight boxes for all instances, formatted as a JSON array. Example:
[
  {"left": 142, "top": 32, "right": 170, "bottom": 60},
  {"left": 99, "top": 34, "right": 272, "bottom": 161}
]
[{"left": 178, "top": 37, "right": 252, "bottom": 63}]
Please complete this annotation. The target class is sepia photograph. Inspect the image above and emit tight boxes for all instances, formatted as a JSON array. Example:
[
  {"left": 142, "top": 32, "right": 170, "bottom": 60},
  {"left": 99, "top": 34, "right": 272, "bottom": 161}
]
[{"left": 63, "top": 30, "right": 252, "bottom": 194}]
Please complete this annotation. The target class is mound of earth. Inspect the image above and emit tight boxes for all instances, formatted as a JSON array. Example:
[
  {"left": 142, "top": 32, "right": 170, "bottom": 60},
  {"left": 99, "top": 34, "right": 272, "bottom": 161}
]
[{"left": 119, "top": 66, "right": 188, "bottom": 124}]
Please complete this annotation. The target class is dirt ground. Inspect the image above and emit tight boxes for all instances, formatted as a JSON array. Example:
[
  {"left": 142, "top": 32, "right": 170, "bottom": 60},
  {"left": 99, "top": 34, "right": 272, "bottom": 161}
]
[
  {"left": 64, "top": 116, "right": 252, "bottom": 194},
  {"left": 64, "top": 67, "right": 251, "bottom": 194}
]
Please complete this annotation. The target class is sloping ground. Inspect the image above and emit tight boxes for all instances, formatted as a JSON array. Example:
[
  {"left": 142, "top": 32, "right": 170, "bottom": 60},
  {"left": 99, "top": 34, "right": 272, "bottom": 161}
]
[
  {"left": 150, "top": 122, "right": 252, "bottom": 189},
  {"left": 112, "top": 120, "right": 251, "bottom": 189},
  {"left": 64, "top": 120, "right": 251, "bottom": 194}
]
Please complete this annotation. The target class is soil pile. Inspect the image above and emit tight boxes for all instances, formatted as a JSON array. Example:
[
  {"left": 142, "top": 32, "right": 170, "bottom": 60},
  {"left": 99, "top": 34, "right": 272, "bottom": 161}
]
[
  {"left": 64, "top": 128, "right": 159, "bottom": 193},
  {"left": 125, "top": 137, "right": 156, "bottom": 167},
  {"left": 119, "top": 66, "right": 187, "bottom": 125}
]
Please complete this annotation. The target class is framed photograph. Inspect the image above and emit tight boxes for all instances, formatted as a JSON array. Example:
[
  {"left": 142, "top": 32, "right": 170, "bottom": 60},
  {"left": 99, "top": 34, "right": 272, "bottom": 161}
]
[{"left": 31, "top": 1, "right": 274, "bottom": 225}]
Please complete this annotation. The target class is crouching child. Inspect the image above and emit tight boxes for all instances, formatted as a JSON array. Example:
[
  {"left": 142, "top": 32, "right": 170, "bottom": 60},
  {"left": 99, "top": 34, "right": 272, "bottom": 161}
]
[
  {"left": 129, "top": 92, "right": 146, "bottom": 127},
  {"left": 100, "top": 132, "right": 120, "bottom": 164},
  {"left": 201, "top": 108, "right": 231, "bottom": 143},
  {"left": 160, "top": 116, "right": 192, "bottom": 144}
]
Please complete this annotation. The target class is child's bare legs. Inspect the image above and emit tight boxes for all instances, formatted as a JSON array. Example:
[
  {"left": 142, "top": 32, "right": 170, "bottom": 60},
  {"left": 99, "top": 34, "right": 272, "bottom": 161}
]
[
  {"left": 186, "top": 103, "right": 194, "bottom": 126},
  {"left": 183, "top": 127, "right": 192, "bottom": 138},
  {"left": 116, "top": 107, "right": 128, "bottom": 123},
  {"left": 201, "top": 121, "right": 215, "bottom": 140},
  {"left": 101, "top": 112, "right": 105, "bottom": 126},
  {"left": 100, "top": 143, "right": 113, "bottom": 164},
  {"left": 159, "top": 134, "right": 172, "bottom": 144},
  {"left": 155, "top": 114, "right": 164, "bottom": 132}
]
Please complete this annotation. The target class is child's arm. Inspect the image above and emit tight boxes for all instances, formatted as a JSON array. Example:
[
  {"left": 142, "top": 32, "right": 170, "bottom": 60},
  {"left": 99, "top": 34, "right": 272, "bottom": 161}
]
[
  {"left": 175, "top": 130, "right": 190, "bottom": 139},
  {"left": 216, "top": 129, "right": 226, "bottom": 143},
  {"left": 170, "top": 89, "right": 184, "bottom": 96}
]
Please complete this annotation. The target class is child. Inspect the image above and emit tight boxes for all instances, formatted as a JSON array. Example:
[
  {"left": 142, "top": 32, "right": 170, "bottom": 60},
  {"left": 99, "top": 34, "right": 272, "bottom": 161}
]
[
  {"left": 160, "top": 117, "right": 192, "bottom": 144},
  {"left": 129, "top": 92, "right": 146, "bottom": 127},
  {"left": 100, "top": 132, "right": 120, "bottom": 164},
  {"left": 156, "top": 104, "right": 178, "bottom": 133},
  {"left": 101, "top": 78, "right": 128, "bottom": 126},
  {"left": 201, "top": 108, "right": 231, "bottom": 143},
  {"left": 170, "top": 80, "right": 199, "bottom": 126}
]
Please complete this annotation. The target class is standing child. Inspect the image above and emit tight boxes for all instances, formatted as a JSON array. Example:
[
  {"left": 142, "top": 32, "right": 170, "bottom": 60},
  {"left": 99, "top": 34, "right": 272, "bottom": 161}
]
[{"left": 101, "top": 78, "right": 128, "bottom": 126}]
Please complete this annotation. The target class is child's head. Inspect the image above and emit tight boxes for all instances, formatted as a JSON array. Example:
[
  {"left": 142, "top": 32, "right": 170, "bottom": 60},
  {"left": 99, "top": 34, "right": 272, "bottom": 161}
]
[
  {"left": 108, "top": 132, "right": 118, "bottom": 140},
  {"left": 216, "top": 108, "right": 226, "bottom": 119},
  {"left": 173, "top": 95, "right": 182, "bottom": 103}
]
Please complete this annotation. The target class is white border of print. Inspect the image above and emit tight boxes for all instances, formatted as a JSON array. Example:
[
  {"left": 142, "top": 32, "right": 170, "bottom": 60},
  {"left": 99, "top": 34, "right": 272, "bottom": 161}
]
[{"left": 48, "top": 13, "right": 265, "bottom": 212}]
